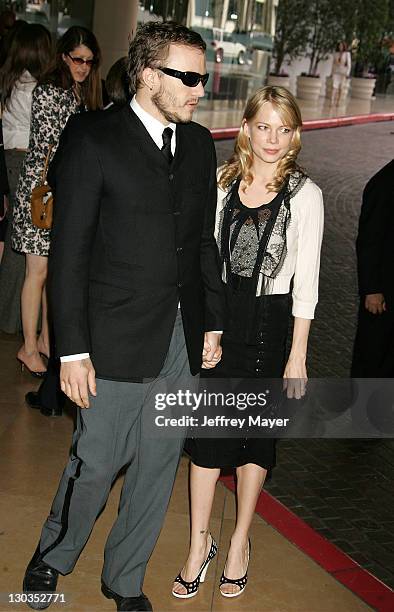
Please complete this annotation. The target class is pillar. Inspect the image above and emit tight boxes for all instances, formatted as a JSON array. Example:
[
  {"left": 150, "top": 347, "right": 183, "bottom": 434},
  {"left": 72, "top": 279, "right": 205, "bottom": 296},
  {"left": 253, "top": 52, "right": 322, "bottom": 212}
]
[{"left": 93, "top": 0, "right": 139, "bottom": 76}]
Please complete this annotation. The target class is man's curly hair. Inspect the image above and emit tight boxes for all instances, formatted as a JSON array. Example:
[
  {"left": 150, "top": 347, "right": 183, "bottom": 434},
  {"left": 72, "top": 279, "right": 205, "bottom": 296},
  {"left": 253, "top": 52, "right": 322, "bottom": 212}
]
[{"left": 127, "top": 21, "right": 206, "bottom": 93}]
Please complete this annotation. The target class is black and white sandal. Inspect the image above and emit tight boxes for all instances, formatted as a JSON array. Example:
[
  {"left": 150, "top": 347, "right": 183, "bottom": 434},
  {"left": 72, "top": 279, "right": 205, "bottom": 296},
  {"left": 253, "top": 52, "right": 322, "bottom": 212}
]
[
  {"left": 172, "top": 534, "right": 218, "bottom": 599},
  {"left": 219, "top": 539, "right": 251, "bottom": 598}
]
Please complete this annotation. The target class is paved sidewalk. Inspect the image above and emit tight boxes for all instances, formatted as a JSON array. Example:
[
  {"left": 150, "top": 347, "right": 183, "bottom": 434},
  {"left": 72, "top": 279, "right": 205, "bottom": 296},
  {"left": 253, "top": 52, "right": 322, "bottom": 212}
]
[
  {"left": 216, "top": 122, "right": 394, "bottom": 591},
  {"left": 0, "top": 372, "right": 375, "bottom": 611}
]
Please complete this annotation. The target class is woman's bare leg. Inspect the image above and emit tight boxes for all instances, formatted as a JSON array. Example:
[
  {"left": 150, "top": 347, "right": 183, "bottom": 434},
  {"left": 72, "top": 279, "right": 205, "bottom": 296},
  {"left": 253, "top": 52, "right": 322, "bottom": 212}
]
[
  {"left": 17, "top": 253, "right": 47, "bottom": 372},
  {"left": 331, "top": 86, "right": 338, "bottom": 106},
  {"left": 37, "top": 285, "right": 50, "bottom": 358},
  {"left": 220, "top": 463, "right": 267, "bottom": 595},
  {"left": 172, "top": 462, "right": 220, "bottom": 595},
  {"left": 337, "top": 83, "right": 344, "bottom": 105}
]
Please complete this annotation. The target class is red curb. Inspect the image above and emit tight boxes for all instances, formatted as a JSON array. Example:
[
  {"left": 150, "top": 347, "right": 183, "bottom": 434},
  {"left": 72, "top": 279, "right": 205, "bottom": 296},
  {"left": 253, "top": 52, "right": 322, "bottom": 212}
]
[
  {"left": 220, "top": 474, "right": 394, "bottom": 611},
  {"left": 332, "top": 568, "right": 394, "bottom": 612},
  {"left": 211, "top": 113, "right": 394, "bottom": 140}
]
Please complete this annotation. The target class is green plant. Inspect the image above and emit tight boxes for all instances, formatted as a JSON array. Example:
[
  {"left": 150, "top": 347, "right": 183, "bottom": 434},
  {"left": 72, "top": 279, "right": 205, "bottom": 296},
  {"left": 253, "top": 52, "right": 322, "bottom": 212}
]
[
  {"left": 352, "top": 0, "right": 391, "bottom": 76},
  {"left": 305, "top": 0, "right": 349, "bottom": 76},
  {"left": 272, "top": 0, "right": 310, "bottom": 75}
]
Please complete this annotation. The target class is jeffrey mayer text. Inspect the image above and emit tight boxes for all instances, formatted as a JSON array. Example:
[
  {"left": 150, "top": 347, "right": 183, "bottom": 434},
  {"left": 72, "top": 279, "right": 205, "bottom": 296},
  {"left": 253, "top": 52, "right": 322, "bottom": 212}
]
[{"left": 155, "top": 415, "right": 290, "bottom": 428}]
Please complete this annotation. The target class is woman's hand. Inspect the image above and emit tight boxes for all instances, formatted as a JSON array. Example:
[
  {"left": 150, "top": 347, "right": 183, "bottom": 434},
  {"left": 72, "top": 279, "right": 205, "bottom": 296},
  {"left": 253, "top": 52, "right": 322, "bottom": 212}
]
[
  {"left": 283, "top": 354, "right": 307, "bottom": 399},
  {"left": 284, "top": 317, "right": 311, "bottom": 399}
]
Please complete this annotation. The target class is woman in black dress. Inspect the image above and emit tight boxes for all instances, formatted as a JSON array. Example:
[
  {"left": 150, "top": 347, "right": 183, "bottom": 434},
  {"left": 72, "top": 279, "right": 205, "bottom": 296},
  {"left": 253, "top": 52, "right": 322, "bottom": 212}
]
[{"left": 172, "top": 86, "right": 324, "bottom": 599}]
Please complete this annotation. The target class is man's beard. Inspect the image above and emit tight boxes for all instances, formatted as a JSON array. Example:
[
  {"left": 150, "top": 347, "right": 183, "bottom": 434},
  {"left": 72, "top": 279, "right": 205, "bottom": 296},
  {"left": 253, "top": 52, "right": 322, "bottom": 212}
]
[{"left": 152, "top": 85, "right": 195, "bottom": 124}]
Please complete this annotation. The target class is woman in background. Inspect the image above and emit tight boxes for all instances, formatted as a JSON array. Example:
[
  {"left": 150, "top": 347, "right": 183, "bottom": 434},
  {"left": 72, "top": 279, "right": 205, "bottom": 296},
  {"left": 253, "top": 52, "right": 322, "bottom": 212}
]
[
  {"left": 104, "top": 56, "right": 130, "bottom": 107},
  {"left": 173, "top": 86, "right": 324, "bottom": 599},
  {"left": 11, "top": 25, "right": 102, "bottom": 376},
  {"left": 0, "top": 23, "right": 52, "bottom": 334},
  {"left": 331, "top": 41, "right": 351, "bottom": 106}
]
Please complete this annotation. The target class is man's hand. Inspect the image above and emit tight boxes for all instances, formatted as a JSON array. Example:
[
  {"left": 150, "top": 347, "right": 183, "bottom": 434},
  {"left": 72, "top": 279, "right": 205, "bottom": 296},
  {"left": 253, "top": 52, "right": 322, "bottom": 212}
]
[
  {"left": 365, "top": 293, "right": 386, "bottom": 315},
  {"left": 202, "top": 332, "right": 222, "bottom": 369},
  {"left": 60, "top": 358, "right": 97, "bottom": 408}
]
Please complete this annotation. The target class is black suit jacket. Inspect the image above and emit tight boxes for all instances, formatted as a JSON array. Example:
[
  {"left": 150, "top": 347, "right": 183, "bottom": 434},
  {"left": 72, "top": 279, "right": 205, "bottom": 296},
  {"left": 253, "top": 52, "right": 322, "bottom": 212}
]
[
  {"left": 356, "top": 159, "right": 394, "bottom": 297},
  {"left": 48, "top": 105, "right": 225, "bottom": 381}
]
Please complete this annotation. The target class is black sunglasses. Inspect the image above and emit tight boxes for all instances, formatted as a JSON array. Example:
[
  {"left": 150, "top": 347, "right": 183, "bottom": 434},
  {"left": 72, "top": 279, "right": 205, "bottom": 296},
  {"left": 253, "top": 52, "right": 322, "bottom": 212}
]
[
  {"left": 158, "top": 67, "right": 209, "bottom": 88},
  {"left": 66, "top": 53, "right": 96, "bottom": 67}
]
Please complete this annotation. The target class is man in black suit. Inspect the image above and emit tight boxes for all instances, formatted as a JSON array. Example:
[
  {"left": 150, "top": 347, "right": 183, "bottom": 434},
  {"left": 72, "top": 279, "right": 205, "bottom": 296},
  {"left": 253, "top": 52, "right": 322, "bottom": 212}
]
[
  {"left": 24, "top": 59, "right": 131, "bottom": 417},
  {"left": 351, "top": 159, "right": 394, "bottom": 376},
  {"left": 23, "top": 22, "right": 224, "bottom": 611}
]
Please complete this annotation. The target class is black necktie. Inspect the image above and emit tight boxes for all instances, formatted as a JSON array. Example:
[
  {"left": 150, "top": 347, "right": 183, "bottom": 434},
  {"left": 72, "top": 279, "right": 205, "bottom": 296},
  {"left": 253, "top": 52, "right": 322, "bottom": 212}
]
[{"left": 161, "top": 127, "right": 173, "bottom": 164}]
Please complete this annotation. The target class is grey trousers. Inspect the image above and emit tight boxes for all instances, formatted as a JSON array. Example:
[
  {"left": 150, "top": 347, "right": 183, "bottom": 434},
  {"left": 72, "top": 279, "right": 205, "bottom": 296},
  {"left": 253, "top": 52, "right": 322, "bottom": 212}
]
[{"left": 38, "top": 313, "right": 195, "bottom": 597}]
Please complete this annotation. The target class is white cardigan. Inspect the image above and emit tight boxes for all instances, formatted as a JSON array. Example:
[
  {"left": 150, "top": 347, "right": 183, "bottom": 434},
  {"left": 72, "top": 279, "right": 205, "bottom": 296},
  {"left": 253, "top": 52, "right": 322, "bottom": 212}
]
[
  {"left": 215, "top": 176, "right": 324, "bottom": 319},
  {"left": 2, "top": 70, "right": 37, "bottom": 149}
]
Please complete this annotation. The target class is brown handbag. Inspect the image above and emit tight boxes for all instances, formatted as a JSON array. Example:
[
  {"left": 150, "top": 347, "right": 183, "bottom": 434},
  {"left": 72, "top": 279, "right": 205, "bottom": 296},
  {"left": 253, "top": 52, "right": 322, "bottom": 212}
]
[{"left": 31, "top": 145, "right": 53, "bottom": 230}]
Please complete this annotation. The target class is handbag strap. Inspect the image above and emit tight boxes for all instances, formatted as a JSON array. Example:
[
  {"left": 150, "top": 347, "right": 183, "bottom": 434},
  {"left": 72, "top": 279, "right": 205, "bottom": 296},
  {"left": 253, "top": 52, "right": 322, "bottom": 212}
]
[{"left": 41, "top": 144, "right": 54, "bottom": 184}]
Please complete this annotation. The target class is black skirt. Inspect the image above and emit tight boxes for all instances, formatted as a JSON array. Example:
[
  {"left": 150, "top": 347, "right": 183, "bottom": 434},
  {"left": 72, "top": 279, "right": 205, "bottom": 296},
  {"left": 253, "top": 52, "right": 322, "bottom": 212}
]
[{"left": 185, "top": 280, "right": 290, "bottom": 470}]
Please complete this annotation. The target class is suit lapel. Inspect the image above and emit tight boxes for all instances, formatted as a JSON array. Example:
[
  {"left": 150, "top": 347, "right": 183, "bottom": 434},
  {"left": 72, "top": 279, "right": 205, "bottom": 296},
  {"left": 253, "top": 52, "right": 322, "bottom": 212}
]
[
  {"left": 123, "top": 105, "right": 169, "bottom": 170},
  {"left": 123, "top": 105, "right": 191, "bottom": 171}
]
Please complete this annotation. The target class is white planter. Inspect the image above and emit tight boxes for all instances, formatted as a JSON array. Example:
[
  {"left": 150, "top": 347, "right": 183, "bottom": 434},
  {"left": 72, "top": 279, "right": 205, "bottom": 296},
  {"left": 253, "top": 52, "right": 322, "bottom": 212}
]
[
  {"left": 350, "top": 77, "right": 376, "bottom": 100},
  {"left": 296, "top": 76, "right": 322, "bottom": 101},
  {"left": 325, "top": 76, "right": 350, "bottom": 102},
  {"left": 267, "top": 75, "right": 291, "bottom": 89}
]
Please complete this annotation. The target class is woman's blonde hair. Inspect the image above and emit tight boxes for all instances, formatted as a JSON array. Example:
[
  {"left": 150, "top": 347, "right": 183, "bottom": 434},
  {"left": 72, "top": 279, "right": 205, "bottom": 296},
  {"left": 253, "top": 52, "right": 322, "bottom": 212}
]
[{"left": 219, "top": 86, "right": 303, "bottom": 192}]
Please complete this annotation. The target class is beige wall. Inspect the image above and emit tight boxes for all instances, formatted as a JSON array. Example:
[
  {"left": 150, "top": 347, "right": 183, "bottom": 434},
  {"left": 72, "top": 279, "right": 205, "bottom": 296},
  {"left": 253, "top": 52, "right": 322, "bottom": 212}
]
[{"left": 93, "top": 0, "right": 139, "bottom": 76}]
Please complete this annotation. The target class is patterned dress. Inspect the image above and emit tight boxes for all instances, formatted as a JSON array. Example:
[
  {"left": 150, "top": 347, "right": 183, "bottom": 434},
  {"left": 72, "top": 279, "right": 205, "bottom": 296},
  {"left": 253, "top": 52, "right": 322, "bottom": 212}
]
[{"left": 11, "top": 83, "right": 79, "bottom": 256}]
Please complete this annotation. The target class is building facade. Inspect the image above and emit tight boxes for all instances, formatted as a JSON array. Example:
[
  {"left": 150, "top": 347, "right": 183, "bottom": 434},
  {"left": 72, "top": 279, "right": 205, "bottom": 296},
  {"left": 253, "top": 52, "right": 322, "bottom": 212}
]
[{"left": 4, "top": 0, "right": 277, "bottom": 107}]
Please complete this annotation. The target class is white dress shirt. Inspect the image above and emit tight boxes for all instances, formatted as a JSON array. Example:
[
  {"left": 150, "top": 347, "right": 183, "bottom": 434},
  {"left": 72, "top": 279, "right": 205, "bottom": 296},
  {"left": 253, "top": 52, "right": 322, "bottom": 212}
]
[
  {"left": 130, "top": 95, "right": 176, "bottom": 155},
  {"left": 2, "top": 70, "right": 36, "bottom": 149}
]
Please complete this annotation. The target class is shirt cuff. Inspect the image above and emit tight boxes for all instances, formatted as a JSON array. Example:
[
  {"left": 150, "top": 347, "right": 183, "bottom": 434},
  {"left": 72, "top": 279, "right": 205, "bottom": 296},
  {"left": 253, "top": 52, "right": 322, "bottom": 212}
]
[
  {"left": 292, "top": 299, "right": 315, "bottom": 320},
  {"left": 208, "top": 330, "right": 223, "bottom": 334},
  {"left": 60, "top": 353, "right": 90, "bottom": 362}
]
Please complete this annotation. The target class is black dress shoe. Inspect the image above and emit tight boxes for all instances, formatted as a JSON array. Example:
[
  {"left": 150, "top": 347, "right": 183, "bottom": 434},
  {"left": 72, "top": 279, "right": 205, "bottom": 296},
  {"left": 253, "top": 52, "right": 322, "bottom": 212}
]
[
  {"left": 25, "top": 392, "right": 62, "bottom": 417},
  {"left": 40, "top": 404, "right": 63, "bottom": 417},
  {"left": 102, "top": 582, "right": 153, "bottom": 611},
  {"left": 25, "top": 391, "right": 41, "bottom": 410},
  {"left": 23, "top": 548, "right": 58, "bottom": 610}
]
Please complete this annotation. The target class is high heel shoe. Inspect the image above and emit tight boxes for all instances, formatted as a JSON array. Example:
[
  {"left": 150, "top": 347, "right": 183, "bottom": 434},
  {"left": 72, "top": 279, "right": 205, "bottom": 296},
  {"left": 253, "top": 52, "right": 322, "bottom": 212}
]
[
  {"left": 17, "top": 358, "right": 46, "bottom": 378},
  {"left": 172, "top": 534, "right": 218, "bottom": 599},
  {"left": 219, "top": 538, "right": 251, "bottom": 598}
]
